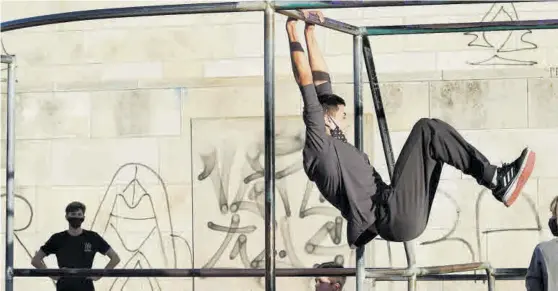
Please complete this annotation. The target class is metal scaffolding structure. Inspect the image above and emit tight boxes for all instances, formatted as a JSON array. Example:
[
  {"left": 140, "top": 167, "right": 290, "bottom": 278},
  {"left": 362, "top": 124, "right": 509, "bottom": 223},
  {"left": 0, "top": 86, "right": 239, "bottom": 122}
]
[{"left": 1, "top": 1, "right": 557, "bottom": 291}]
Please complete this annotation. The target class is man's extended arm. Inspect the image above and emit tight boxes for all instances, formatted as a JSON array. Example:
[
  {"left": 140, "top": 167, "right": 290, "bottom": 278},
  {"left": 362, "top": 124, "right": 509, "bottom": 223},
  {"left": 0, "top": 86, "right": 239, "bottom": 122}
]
[
  {"left": 286, "top": 18, "right": 328, "bottom": 151},
  {"left": 525, "top": 245, "right": 545, "bottom": 291},
  {"left": 303, "top": 11, "right": 332, "bottom": 94},
  {"left": 286, "top": 18, "right": 313, "bottom": 87}
]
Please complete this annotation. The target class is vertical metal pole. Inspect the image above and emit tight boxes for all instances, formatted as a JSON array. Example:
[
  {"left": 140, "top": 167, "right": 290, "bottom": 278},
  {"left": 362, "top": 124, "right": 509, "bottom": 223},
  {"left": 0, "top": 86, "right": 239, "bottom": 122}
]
[
  {"left": 362, "top": 36, "right": 417, "bottom": 291},
  {"left": 405, "top": 242, "right": 417, "bottom": 291},
  {"left": 5, "top": 57, "right": 16, "bottom": 291},
  {"left": 361, "top": 32, "right": 395, "bottom": 175},
  {"left": 353, "top": 35, "right": 365, "bottom": 291},
  {"left": 263, "top": 2, "right": 276, "bottom": 291},
  {"left": 486, "top": 269, "right": 495, "bottom": 291}
]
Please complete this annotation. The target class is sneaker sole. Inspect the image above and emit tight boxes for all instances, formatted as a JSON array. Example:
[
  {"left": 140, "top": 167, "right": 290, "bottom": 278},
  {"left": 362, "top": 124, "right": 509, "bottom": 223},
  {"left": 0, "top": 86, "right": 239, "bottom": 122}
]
[{"left": 502, "top": 149, "right": 536, "bottom": 207}]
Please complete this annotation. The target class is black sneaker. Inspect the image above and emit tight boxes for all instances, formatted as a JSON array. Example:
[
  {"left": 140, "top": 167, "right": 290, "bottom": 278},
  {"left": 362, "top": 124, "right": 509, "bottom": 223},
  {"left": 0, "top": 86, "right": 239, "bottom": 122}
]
[{"left": 492, "top": 148, "right": 536, "bottom": 207}]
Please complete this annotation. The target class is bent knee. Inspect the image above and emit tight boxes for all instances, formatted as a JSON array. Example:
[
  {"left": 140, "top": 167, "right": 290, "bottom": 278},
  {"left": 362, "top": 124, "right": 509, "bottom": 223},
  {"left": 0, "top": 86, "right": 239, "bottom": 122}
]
[{"left": 380, "top": 217, "right": 427, "bottom": 242}]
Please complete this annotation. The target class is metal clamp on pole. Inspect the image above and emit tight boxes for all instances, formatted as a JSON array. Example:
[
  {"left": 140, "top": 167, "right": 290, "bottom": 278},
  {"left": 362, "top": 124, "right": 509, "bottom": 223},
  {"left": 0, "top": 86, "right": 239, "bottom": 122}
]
[
  {"left": 5, "top": 266, "right": 14, "bottom": 291},
  {"left": 1, "top": 55, "right": 13, "bottom": 64},
  {"left": 486, "top": 267, "right": 496, "bottom": 291}
]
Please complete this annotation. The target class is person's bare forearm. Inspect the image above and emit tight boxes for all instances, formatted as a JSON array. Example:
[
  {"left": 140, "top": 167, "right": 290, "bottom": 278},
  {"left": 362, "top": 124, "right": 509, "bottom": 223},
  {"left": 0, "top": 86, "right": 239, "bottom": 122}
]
[
  {"left": 287, "top": 21, "right": 313, "bottom": 86},
  {"left": 31, "top": 259, "right": 47, "bottom": 269},
  {"left": 104, "top": 258, "right": 119, "bottom": 269},
  {"left": 32, "top": 259, "right": 58, "bottom": 280},
  {"left": 304, "top": 27, "right": 330, "bottom": 86}
]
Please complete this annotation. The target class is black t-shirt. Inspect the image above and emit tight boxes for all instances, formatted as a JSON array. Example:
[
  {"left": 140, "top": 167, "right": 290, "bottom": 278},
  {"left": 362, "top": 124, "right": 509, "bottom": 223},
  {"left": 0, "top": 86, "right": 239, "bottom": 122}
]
[
  {"left": 40, "top": 230, "right": 111, "bottom": 268},
  {"left": 40, "top": 230, "right": 111, "bottom": 290}
]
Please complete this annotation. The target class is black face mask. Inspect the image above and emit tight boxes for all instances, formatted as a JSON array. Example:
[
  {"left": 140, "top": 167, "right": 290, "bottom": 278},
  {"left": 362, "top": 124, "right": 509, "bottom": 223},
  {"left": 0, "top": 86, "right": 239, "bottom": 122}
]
[
  {"left": 67, "top": 217, "right": 84, "bottom": 229},
  {"left": 328, "top": 117, "right": 347, "bottom": 143},
  {"left": 549, "top": 216, "right": 558, "bottom": 236}
]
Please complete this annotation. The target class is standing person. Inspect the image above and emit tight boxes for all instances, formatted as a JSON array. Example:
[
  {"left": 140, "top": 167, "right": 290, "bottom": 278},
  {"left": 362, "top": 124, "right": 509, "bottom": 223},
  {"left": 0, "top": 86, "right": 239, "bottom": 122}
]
[
  {"left": 286, "top": 10, "right": 536, "bottom": 248},
  {"left": 526, "top": 196, "right": 558, "bottom": 291},
  {"left": 31, "top": 201, "right": 121, "bottom": 291}
]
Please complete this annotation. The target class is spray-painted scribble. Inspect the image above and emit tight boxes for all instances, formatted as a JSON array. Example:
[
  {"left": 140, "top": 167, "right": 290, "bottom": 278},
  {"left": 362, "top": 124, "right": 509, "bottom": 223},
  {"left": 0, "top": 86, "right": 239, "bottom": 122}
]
[
  {"left": 475, "top": 188, "right": 542, "bottom": 263},
  {"left": 1, "top": 193, "right": 56, "bottom": 288},
  {"left": 90, "top": 163, "right": 193, "bottom": 291},
  {"left": 465, "top": 3, "right": 538, "bottom": 66},
  {"left": 193, "top": 118, "right": 352, "bottom": 289}
]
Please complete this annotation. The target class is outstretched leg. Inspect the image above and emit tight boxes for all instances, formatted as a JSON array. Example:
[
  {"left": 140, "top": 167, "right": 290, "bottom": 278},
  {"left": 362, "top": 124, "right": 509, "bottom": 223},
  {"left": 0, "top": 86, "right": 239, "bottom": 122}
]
[{"left": 375, "top": 118, "right": 535, "bottom": 242}]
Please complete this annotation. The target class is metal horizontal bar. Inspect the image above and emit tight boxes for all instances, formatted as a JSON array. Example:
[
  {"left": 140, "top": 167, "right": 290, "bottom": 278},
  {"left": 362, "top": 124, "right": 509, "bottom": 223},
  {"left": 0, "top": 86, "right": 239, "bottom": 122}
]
[
  {"left": 1, "top": 55, "right": 13, "bottom": 64},
  {"left": 419, "top": 262, "right": 489, "bottom": 275},
  {"left": 366, "top": 18, "right": 558, "bottom": 36},
  {"left": 12, "top": 267, "right": 527, "bottom": 279},
  {"left": 494, "top": 268, "right": 528, "bottom": 277},
  {"left": 277, "top": 10, "right": 360, "bottom": 35},
  {"left": 0, "top": 1, "right": 266, "bottom": 32},
  {"left": 366, "top": 262, "right": 489, "bottom": 278},
  {"left": 11, "top": 268, "right": 360, "bottom": 278},
  {"left": 375, "top": 272, "right": 526, "bottom": 282},
  {"left": 273, "top": 0, "right": 551, "bottom": 10}
]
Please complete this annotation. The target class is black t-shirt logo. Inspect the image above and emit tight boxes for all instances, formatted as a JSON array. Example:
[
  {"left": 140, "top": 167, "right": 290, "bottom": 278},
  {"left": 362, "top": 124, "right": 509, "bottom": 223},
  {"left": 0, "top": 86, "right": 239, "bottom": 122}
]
[{"left": 84, "top": 242, "right": 92, "bottom": 253}]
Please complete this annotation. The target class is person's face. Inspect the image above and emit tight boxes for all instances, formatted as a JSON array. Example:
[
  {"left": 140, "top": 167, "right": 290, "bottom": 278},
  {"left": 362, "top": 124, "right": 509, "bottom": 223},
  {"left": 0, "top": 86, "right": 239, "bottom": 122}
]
[
  {"left": 65, "top": 209, "right": 85, "bottom": 229},
  {"left": 325, "top": 105, "right": 347, "bottom": 132},
  {"left": 315, "top": 277, "right": 340, "bottom": 291}
]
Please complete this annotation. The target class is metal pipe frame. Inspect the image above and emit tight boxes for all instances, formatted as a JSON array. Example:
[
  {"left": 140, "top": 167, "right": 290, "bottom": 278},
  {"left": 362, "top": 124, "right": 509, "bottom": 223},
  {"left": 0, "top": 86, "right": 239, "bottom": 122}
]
[
  {"left": 0, "top": 2, "right": 267, "bottom": 32},
  {"left": 365, "top": 18, "right": 558, "bottom": 35},
  {"left": 273, "top": 0, "right": 550, "bottom": 10},
  {"left": 2, "top": 2, "right": 557, "bottom": 291},
  {"left": 353, "top": 34, "right": 365, "bottom": 291},
  {"left": 4, "top": 56, "right": 16, "bottom": 291},
  {"left": 263, "top": 2, "right": 276, "bottom": 291},
  {"left": 11, "top": 267, "right": 528, "bottom": 279},
  {"left": 2, "top": 1, "right": 555, "bottom": 34},
  {"left": 361, "top": 33, "right": 421, "bottom": 291}
]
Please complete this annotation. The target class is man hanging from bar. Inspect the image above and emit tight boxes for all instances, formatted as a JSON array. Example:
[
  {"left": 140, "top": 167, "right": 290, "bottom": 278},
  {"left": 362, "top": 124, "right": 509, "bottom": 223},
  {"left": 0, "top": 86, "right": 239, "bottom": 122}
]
[{"left": 286, "top": 11, "right": 536, "bottom": 248}]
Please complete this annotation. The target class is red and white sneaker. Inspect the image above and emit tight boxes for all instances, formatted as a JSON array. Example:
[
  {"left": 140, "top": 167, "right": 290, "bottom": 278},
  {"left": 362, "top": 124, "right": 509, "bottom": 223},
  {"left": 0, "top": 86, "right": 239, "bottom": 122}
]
[{"left": 492, "top": 148, "right": 536, "bottom": 207}]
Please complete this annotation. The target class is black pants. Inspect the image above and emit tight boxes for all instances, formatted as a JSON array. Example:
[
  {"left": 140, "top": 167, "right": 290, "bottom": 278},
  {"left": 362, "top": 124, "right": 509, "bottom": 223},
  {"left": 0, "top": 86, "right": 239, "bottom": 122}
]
[
  {"left": 56, "top": 279, "right": 94, "bottom": 291},
  {"left": 375, "top": 118, "right": 497, "bottom": 242}
]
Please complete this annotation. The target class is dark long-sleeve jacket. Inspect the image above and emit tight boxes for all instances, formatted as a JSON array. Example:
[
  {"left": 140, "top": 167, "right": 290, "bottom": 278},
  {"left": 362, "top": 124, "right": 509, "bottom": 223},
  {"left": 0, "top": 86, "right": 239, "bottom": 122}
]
[
  {"left": 299, "top": 82, "right": 388, "bottom": 248},
  {"left": 526, "top": 238, "right": 558, "bottom": 291}
]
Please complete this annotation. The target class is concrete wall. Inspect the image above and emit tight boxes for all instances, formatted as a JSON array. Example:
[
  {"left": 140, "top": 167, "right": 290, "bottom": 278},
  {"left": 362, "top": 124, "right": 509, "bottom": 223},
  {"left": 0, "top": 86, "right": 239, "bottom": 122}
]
[{"left": 1, "top": 1, "right": 558, "bottom": 291}]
